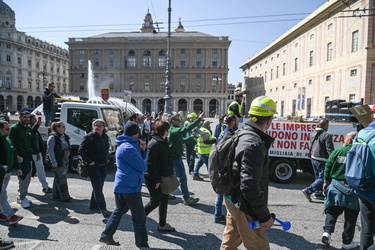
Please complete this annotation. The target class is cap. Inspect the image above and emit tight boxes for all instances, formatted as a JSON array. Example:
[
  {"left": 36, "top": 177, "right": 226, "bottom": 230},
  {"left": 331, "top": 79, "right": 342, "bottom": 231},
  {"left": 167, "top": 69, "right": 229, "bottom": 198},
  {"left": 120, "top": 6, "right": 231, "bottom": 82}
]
[
  {"left": 124, "top": 121, "right": 140, "bottom": 136},
  {"left": 249, "top": 96, "right": 277, "bottom": 117},
  {"left": 189, "top": 112, "right": 197, "bottom": 118}
]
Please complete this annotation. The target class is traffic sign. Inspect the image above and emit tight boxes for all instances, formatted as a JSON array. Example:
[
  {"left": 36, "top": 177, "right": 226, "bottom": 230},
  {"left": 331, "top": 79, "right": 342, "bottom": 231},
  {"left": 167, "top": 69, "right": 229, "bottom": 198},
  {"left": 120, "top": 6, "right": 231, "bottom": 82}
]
[{"left": 101, "top": 88, "right": 110, "bottom": 102}]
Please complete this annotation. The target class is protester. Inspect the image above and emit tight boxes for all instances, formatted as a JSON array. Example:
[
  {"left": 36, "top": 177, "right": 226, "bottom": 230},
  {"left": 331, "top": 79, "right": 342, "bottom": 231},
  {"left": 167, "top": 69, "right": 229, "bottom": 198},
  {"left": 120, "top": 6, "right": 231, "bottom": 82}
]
[
  {"left": 43, "top": 82, "right": 61, "bottom": 126},
  {"left": 47, "top": 122, "right": 72, "bottom": 202},
  {"left": 214, "top": 116, "right": 224, "bottom": 138},
  {"left": 0, "top": 129, "right": 15, "bottom": 249},
  {"left": 221, "top": 96, "right": 276, "bottom": 250},
  {"left": 227, "top": 93, "right": 243, "bottom": 118},
  {"left": 168, "top": 113, "right": 204, "bottom": 205},
  {"left": 79, "top": 119, "right": 111, "bottom": 218},
  {"left": 144, "top": 120, "right": 175, "bottom": 232},
  {"left": 192, "top": 120, "right": 216, "bottom": 180},
  {"left": 8, "top": 111, "right": 34, "bottom": 209},
  {"left": 29, "top": 114, "right": 52, "bottom": 193},
  {"left": 154, "top": 111, "right": 163, "bottom": 123},
  {"left": 99, "top": 121, "right": 149, "bottom": 247},
  {"left": 302, "top": 119, "right": 334, "bottom": 201},
  {"left": 214, "top": 114, "right": 238, "bottom": 224},
  {"left": 321, "top": 131, "right": 359, "bottom": 249},
  {"left": 352, "top": 112, "right": 375, "bottom": 250},
  {"left": 143, "top": 114, "right": 151, "bottom": 145},
  {"left": 0, "top": 121, "right": 23, "bottom": 225},
  {"left": 184, "top": 112, "right": 198, "bottom": 175}
]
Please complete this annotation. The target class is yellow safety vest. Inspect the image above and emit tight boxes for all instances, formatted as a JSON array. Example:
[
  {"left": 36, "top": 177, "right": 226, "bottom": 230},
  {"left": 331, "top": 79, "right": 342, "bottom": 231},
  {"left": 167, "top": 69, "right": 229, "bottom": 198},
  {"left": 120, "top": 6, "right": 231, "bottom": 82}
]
[
  {"left": 227, "top": 100, "right": 242, "bottom": 116},
  {"left": 197, "top": 127, "right": 213, "bottom": 155}
]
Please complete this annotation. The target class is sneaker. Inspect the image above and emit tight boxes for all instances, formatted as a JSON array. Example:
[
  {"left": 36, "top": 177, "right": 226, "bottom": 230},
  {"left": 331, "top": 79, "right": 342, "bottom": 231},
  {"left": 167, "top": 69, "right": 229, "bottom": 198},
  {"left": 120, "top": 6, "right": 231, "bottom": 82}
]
[
  {"left": 0, "top": 214, "right": 8, "bottom": 222},
  {"left": 342, "top": 241, "right": 358, "bottom": 249},
  {"left": 301, "top": 189, "right": 312, "bottom": 202},
  {"left": 0, "top": 239, "right": 14, "bottom": 249},
  {"left": 9, "top": 215, "right": 23, "bottom": 225},
  {"left": 20, "top": 198, "right": 31, "bottom": 209},
  {"left": 98, "top": 237, "right": 120, "bottom": 246},
  {"left": 168, "top": 194, "right": 176, "bottom": 200},
  {"left": 313, "top": 194, "right": 325, "bottom": 200},
  {"left": 214, "top": 215, "right": 226, "bottom": 224},
  {"left": 61, "top": 197, "right": 73, "bottom": 202},
  {"left": 322, "top": 232, "right": 331, "bottom": 246},
  {"left": 193, "top": 175, "right": 204, "bottom": 181},
  {"left": 17, "top": 197, "right": 32, "bottom": 205},
  {"left": 158, "top": 223, "right": 176, "bottom": 232},
  {"left": 101, "top": 210, "right": 112, "bottom": 218},
  {"left": 184, "top": 197, "right": 199, "bottom": 205},
  {"left": 42, "top": 187, "right": 53, "bottom": 193}
]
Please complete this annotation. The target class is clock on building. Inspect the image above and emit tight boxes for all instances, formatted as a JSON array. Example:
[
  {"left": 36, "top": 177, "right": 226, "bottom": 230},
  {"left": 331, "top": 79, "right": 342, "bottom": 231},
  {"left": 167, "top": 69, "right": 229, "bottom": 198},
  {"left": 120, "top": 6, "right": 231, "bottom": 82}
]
[{"left": 145, "top": 21, "right": 150, "bottom": 27}]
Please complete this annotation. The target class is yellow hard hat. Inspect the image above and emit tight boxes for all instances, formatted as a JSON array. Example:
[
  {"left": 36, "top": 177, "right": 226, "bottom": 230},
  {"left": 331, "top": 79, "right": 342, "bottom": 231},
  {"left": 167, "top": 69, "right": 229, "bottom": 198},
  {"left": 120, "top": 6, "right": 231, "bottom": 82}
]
[
  {"left": 189, "top": 112, "right": 197, "bottom": 118},
  {"left": 249, "top": 96, "right": 277, "bottom": 116}
]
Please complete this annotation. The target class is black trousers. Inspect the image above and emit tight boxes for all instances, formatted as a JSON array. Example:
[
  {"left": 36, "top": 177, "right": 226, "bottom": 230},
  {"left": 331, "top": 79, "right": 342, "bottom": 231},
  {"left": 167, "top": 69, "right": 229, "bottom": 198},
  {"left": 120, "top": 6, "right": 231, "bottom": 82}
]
[
  {"left": 323, "top": 205, "right": 359, "bottom": 244},
  {"left": 144, "top": 175, "right": 169, "bottom": 227}
]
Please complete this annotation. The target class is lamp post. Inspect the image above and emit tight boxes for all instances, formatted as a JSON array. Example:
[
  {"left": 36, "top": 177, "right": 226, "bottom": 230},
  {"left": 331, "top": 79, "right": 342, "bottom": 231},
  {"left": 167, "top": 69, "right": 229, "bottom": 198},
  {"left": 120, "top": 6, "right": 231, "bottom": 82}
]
[
  {"left": 213, "top": 74, "right": 221, "bottom": 118},
  {"left": 164, "top": 0, "right": 173, "bottom": 114},
  {"left": 39, "top": 70, "right": 48, "bottom": 85}
]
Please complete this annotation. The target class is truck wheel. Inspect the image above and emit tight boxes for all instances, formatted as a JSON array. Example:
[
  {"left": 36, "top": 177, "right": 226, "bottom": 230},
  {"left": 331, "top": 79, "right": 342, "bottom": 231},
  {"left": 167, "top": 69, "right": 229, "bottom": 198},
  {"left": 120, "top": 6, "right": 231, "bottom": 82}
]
[{"left": 270, "top": 159, "right": 296, "bottom": 184}]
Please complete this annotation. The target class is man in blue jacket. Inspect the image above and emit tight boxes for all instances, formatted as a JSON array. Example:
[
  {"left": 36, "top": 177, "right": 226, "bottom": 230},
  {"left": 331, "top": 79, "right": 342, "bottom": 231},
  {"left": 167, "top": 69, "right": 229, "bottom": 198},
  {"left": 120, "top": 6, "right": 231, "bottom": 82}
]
[
  {"left": 43, "top": 82, "right": 60, "bottom": 126},
  {"left": 99, "top": 122, "right": 149, "bottom": 248}
]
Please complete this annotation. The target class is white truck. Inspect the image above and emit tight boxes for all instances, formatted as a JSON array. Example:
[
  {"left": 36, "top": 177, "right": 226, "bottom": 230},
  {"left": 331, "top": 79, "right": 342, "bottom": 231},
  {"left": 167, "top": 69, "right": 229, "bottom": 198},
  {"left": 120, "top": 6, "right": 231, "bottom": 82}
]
[
  {"left": 266, "top": 120, "right": 357, "bottom": 183},
  {"left": 33, "top": 99, "right": 124, "bottom": 171}
]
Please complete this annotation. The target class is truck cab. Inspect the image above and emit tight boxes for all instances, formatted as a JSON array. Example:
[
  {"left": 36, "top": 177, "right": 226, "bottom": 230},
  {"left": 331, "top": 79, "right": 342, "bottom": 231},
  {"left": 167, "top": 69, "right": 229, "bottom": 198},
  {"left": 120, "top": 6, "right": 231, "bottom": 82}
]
[{"left": 35, "top": 99, "right": 124, "bottom": 171}]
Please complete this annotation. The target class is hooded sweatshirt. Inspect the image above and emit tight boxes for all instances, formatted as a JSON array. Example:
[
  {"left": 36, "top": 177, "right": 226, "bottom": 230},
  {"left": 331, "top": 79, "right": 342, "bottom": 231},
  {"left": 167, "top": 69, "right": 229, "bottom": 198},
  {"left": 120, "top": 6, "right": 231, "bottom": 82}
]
[{"left": 114, "top": 134, "right": 147, "bottom": 193}]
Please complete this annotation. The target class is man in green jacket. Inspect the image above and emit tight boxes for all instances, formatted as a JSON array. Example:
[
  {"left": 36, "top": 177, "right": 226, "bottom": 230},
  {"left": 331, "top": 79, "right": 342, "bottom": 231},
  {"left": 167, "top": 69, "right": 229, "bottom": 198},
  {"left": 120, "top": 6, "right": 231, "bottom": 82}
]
[
  {"left": 168, "top": 112, "right": 204, "bottom": 205},
  {"left": 9, "top": 111, "right": 34, "bottom": 209},
  {"left": 321, "top": 131, "right": 359, "bottom": 249},
  {"left": 0, "top": 120, "right": 23, "bottom": 225}
]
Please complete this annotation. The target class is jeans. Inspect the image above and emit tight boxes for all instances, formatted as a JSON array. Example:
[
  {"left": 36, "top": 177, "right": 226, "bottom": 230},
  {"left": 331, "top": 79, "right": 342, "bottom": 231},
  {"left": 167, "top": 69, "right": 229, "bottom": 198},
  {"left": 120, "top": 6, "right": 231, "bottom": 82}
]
[
  {"left": 52, "top": 161, "right": 70, "bottom": 201},
  {"left": 32, "top": 153, "right": 49, "bottom": 189},
  {"left": 358, "top": 196, "right": 375, "bottom": 250},
  {"left": 101, "top": 192, "right": 148, "bottom": 248},
  {"left": 89, "top": 164, "right": 107, "bottom": 211},
  {"left": 0, "top": 173, "right": 14, "bottom": 218},
  {"left": 305, "top": 159, "right": 325, "bottom": 196},
  {"left": 144, "top": 175, "right": 169, "bottom": 226},
  {"left": 18, "top": 156, "right": 32, "bottom": 200},
  {"left": 185, "top": 144, "right": 196, "bottom": 173},
  {"left": 214, "top": 194, "right": 225, "bottom": 219},
  {"left": 323, "top": 206, "right": 359, "bottom": 244},
  {"left": 44, "top": 109, "right": 51, "bottom": 127},
  {"left": 193, "top": 154, "right": 209, "bottom": 176},
  {"left": 173, "top": 159, "right": 190, "bottom": 199}
]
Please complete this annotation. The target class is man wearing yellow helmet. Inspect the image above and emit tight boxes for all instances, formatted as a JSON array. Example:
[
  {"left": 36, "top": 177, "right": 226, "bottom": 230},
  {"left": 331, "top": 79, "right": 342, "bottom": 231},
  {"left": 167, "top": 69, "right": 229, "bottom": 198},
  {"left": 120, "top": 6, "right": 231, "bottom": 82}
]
[
  {"left": 221, "top": 96, "right": 276, "bottom": 250},
  {"left": 184, "top": 112, "right": 199, "bottom": 174}
]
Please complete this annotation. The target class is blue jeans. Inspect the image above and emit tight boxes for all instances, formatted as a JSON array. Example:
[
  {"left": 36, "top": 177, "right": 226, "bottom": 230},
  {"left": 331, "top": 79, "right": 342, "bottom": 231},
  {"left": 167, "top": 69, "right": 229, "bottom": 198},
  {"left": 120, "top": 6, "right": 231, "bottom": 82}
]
[
  {"left": 214, "top": 193, "right": 225, "bottom": 218},
  {"left": 305, "top": 159, "right": 325, "bottom": 196},
  {"left": 89, "top": 164, "right": 107, "bottom": 211},
  {"left": 43, "top": 109, "right": 51, "bottom": 127},
  {"left": 193, "top": 154, "right": 209, "bottom": 176},
  {"left": 358, "top": 196, "right": 375, "bottom": 250},
  {"left": 173, "top": 159, "right": 190, "bottom": 199},
  {"left": 101, "top": 192, "right": 148, "bottom": 248},
  {"left": 185, "top": 144, "right": 196, "bottom": 173}
]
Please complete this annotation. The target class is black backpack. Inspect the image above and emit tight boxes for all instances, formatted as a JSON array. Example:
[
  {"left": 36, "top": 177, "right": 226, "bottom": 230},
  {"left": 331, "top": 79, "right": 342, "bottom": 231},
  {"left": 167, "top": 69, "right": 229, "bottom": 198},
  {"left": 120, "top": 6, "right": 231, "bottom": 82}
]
[{"left": 208, "top": 129, "right": 256, "bottom": 194}]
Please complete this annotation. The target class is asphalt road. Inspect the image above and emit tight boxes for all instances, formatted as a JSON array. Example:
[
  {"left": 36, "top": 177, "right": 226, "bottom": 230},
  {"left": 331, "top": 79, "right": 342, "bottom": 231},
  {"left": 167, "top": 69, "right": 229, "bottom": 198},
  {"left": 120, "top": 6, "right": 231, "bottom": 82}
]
[{"left": 0, "top": 161, "right": 361, "bottom": 250}]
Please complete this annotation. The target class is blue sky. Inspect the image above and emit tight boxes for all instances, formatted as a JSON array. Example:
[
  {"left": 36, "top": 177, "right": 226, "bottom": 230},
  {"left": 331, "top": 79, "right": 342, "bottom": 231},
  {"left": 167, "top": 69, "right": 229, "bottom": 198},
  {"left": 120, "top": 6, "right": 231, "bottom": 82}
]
[{"left": 6, "top": 0, "right": 327, "bottom": 84}]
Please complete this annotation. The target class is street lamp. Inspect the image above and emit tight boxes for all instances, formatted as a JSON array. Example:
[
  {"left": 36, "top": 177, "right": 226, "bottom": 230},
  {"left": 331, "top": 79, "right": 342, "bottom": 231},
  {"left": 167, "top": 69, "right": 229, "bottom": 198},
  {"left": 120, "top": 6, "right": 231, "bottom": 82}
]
[
  {"left": 164, "top": 0, "right": 173, "bottom": 115},
  {"left": 39, "top": 70, "right": 48, "bottom": 85},
  {"left": 212, "top": 74, "right": 221, "bottom": 118}
]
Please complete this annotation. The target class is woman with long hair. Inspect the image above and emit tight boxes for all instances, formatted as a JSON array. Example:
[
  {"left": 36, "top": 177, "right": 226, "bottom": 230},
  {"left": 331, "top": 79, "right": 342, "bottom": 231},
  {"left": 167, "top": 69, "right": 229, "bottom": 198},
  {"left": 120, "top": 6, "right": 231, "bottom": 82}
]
[
  {"left": 47, "top": 122, "right": 72, "bottom": 202},
  {"left": 78, "top": 119, "right": 111, "bottom": 218},
  {"left": 144, "top": 120, "right": 175, "bottom": 232}
]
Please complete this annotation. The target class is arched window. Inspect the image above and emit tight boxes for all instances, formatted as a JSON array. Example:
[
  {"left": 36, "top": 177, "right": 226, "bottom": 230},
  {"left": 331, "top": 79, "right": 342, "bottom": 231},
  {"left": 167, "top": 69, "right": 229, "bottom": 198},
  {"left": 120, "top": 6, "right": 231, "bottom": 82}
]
[
  {"left": 143, "top": 50, "right": 151, "bottom": 67},
  {"left": 127, "top": 50, "right": 136, "bottom": 67}
]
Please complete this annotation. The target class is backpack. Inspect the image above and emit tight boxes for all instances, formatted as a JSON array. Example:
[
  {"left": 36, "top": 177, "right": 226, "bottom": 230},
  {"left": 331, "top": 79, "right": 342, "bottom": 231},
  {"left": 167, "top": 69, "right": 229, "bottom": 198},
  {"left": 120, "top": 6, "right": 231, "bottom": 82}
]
[
  {"left": 208, "top": 129, "right": 256, "bottom": 195},
  {"left": 345, "top": 130, "right": 375, "bottom": 192}
]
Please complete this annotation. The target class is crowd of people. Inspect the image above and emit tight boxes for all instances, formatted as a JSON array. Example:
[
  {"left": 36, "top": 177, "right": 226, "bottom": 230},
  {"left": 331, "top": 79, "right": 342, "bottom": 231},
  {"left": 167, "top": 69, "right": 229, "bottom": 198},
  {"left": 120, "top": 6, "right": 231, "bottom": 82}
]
[{"left": 0, "top": 89, "right": 375, "bottom": 250}]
